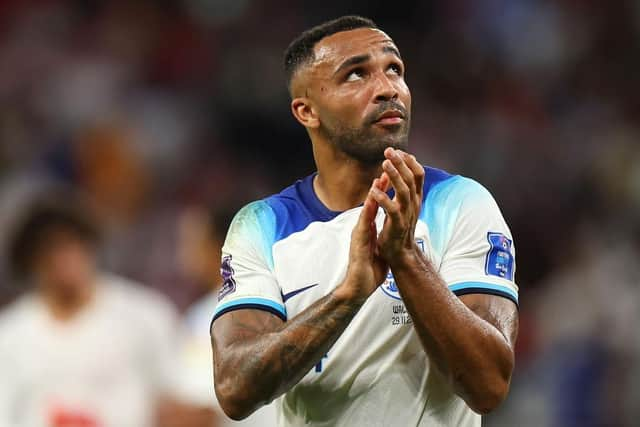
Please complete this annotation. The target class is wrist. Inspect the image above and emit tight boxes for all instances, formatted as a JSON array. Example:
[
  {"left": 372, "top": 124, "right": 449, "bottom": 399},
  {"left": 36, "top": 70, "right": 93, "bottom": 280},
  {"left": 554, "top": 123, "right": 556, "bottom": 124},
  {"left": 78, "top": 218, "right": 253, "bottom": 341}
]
[
  {"left": 388, "top": 244, "right": 422, "bottom": 270},
  {"left": 333, "top": 276, "right": 369, "bottom": 307}
]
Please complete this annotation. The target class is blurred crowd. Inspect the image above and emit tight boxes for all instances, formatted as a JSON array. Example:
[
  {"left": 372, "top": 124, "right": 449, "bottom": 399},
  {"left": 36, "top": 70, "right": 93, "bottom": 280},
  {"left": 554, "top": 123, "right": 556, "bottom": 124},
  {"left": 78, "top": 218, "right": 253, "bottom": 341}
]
[{"left": 0, "top": 0, "right": 638, "bottom": 426}]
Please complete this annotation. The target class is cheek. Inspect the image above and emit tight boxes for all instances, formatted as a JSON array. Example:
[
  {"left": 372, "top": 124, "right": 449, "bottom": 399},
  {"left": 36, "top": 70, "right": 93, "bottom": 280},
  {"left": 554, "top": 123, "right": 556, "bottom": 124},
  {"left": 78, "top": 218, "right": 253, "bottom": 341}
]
[
  {"left": 399, "top": 82, "right": 411, "bottom": 108},
  {"left": 314, "top": 79, "right": 373, "bottom": 128},
  {"left": 327, "top": 91, "right": 370, "bottom": 124}
]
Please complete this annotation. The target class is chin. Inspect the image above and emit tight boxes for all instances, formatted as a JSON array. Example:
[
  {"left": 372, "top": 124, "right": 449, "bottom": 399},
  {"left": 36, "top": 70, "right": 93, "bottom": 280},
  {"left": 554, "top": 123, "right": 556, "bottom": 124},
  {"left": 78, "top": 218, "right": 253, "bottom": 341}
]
[
  {"left": 378, "top": 135, "right": 409, "bottom": 153},
  {"left": 331, "top": 125, "right": 409, "bottom": 163},
  {"left": 346, "top": 138, "right": 407, "bottom": 165}
]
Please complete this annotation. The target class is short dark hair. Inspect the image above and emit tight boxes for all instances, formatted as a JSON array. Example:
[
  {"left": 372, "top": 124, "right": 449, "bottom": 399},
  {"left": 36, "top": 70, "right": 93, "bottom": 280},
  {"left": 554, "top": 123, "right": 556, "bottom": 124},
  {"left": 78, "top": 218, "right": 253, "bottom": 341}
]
[
  {"left": 8, "top": 196, "right": 100, "bottom": 279},
  {"left": 284, "top": 15, "right": 378, "bottom": 92}
]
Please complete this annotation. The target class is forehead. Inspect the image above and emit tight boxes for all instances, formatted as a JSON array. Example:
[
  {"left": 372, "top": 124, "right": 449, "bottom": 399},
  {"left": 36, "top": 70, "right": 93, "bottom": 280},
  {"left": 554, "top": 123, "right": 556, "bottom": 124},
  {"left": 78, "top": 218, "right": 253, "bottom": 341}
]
[{"left": 313, "top": 28, "right": 399, "bottom": 68}]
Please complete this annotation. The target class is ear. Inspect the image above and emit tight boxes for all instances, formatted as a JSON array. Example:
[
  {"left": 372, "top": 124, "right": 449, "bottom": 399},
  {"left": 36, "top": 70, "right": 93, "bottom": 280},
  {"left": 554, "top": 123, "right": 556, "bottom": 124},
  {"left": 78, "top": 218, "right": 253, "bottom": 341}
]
[{"left": 291, "top": 97, "right": 320, "bottom": 129}]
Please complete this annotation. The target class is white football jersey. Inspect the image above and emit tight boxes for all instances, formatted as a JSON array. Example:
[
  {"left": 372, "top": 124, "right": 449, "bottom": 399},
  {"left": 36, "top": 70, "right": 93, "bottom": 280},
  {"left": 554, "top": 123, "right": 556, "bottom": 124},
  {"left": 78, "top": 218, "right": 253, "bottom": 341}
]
[
  {"left": 213, "top": 167, "right": 518, "bottom": 427},
  {"left": 0, "top": 275, "right": 180, "bottom": 427}
]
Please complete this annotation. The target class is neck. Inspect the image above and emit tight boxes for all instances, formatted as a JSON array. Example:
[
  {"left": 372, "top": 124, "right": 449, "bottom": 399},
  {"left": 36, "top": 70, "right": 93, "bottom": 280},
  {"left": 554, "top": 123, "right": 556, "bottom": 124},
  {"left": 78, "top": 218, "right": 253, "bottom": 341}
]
[
  {"left": 40, "top": 281, "right": 95, "bottom": 322},
  {"left": 312, "top": 140, "right": 382, "bottom": 212}
]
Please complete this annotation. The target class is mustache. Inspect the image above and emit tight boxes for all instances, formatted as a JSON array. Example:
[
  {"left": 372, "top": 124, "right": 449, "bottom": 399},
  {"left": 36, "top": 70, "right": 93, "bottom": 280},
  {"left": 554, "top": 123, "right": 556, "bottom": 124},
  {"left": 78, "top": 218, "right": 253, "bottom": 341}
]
[{"left": 366, "top": 101, "right": 409, "bottom": 124}]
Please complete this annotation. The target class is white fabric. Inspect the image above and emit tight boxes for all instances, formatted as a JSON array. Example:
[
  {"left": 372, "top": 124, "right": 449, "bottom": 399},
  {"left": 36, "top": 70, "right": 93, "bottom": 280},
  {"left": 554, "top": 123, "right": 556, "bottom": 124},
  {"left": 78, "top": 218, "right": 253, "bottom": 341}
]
[
  {"left": 214, "top": 171, "right": 518, "bottom": 427},
  {"left": 436, "top": 177, "right": 518, "bottom": 297},
  {"left": 0, "top": 274, "right": 180, "bottom": 427}
]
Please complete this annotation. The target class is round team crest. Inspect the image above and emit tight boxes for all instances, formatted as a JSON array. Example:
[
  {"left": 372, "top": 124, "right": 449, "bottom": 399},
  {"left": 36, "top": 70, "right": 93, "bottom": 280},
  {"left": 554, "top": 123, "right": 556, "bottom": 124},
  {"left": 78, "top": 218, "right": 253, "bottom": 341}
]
[
  {"left": 380, "top": 270, "right": 402, "bottom": 300},
  {"left": 379, "top": 239, "right": 425, "bottom": 300}
]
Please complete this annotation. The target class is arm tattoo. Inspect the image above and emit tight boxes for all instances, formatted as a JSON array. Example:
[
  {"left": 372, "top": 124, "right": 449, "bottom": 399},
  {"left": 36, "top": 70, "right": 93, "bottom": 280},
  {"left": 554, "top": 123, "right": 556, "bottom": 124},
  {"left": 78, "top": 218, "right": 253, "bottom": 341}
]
[{"left": 212, "top": 290, "right": 363, "bottom": 414}]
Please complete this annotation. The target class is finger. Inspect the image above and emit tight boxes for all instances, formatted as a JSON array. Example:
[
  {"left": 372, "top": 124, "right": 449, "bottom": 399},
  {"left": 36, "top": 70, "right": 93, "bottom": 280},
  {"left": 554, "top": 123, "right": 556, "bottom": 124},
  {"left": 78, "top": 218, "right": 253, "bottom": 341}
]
[
  {"left": 385, "top": 148, "right": 417, "bottom": 199},
  {"left": 402, "top": 153, "right": 425, "bottom": 205},
  {"left": 402, "top": 153, "right": 424, "bottom": 195},
  {"left": 362, "top": 195, "right": 378, "bottom": 246},
  {"left": 370, "top": 185, "right": 402, "bottom": 225},
  {"left": 356, "top": 183, "right": 379, "bottom": 235},
  {"left": 376, "top": 173, "right": 390, "bottom": 192},
  {"left": 361, "top": 191, "right": 378, "bottom": 224},
  {"left": 353, "top": 197, "right": 376, "bottom": 246},
  {"left": 382, "top": 158, "right": 411, "bottom": 208}
]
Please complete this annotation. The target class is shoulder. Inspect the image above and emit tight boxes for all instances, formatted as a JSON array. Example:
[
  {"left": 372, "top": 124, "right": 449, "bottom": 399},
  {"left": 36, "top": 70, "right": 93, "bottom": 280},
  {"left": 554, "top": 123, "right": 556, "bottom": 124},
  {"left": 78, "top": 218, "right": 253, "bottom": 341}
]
[
  {"left": 229, "top": 173, "right": 334, "bottom": 245},
  {"left": 227, "top": 200, "right": 277, "bottom": 244},
  {"left": 420, "top": 167, "right": 502, "bottom": 253},
  {"left": 422, "top": 166, "right": 492, "bottom": 205},
  {"left": 229, "top": 179, "right": 305, "bottom": 235},
  {"left": 231, "top": 199, "right": 276, "bottom": 228}
]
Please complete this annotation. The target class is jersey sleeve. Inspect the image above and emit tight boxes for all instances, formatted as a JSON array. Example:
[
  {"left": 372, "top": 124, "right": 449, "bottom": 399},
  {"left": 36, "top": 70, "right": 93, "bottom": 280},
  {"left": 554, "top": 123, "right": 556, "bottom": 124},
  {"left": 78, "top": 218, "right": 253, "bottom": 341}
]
[
  {"left": 438, "top": 178, "right": 519, "bottom": 305},
  {"left": 211, "top": 200, "right": 286, "bottom": 324}
]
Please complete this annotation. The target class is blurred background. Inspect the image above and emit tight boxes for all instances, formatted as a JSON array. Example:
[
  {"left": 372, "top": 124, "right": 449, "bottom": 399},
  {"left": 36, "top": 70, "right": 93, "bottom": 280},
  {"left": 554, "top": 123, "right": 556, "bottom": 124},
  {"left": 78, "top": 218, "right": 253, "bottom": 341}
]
[{"left": 0, "top": 0, "right": 639, "bottom": 426}]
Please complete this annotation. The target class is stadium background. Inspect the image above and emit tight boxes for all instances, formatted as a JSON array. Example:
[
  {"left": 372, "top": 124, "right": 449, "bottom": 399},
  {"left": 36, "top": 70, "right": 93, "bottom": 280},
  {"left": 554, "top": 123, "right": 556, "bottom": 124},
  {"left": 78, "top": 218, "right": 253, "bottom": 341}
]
[{"left": 0, "top": 0, "right": 639, "bottom": 425}]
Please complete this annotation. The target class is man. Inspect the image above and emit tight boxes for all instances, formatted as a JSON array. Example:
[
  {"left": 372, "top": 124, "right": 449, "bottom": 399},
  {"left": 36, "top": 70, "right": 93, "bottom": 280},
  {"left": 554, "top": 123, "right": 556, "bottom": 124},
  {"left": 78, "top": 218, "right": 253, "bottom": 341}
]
[
  {"left": 211, "top": 16, "right": 518, "bottom": 427},
  {"left": 0, "top": 196, "right": 202, "bottom": 427}
]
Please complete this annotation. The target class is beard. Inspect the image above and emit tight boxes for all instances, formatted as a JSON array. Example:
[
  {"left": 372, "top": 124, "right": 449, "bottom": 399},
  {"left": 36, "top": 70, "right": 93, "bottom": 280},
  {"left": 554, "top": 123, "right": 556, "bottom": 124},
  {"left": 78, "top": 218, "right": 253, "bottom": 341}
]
[{"left": 321, "top": 102, "right": 410, "bottom": 165}]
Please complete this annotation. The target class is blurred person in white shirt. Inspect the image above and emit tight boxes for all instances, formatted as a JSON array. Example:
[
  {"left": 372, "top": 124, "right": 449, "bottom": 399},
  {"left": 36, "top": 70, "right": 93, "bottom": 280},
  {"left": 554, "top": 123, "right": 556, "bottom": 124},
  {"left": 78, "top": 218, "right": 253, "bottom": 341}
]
[
  {"left": 0, "top": 195, "right": 211, "bottom": 427},
  {"left": 176, "top": 205, "right": 277, "bottom": 427}
]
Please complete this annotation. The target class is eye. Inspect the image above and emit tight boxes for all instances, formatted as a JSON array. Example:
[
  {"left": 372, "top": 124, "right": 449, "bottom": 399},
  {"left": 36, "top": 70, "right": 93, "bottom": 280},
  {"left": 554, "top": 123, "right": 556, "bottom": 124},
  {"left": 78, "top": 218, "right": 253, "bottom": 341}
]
[
  {"left": 346, "top": 68, "right": 365, "bottom": 82},
  {"left": 387, "top": 63, "right": 403, "bottom": 76}
]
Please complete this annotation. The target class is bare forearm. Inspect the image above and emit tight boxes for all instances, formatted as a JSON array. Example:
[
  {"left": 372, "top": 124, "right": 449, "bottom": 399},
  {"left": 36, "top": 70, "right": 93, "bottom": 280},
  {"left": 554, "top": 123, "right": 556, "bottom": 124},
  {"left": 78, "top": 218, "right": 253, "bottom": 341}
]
[
  {"left": 212, "top": 288, "right": 362, "bottom": 419},
  {"left": 391, "top": 247, "right": 515, "bottom": 414}
]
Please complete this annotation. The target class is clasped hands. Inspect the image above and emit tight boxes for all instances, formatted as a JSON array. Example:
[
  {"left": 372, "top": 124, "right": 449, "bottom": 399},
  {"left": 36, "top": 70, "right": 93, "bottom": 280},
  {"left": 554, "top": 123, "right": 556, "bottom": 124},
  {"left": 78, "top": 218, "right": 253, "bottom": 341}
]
[{"left": 342, "top": 147, "right": 425, "bottom": 302}]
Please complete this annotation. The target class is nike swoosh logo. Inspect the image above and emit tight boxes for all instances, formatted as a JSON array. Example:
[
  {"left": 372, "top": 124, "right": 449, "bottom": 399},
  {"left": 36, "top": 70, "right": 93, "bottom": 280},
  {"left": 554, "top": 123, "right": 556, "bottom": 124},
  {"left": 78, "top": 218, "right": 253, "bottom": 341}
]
[{"left": 282, "top": 283, "right": 320, "bottom": 302}]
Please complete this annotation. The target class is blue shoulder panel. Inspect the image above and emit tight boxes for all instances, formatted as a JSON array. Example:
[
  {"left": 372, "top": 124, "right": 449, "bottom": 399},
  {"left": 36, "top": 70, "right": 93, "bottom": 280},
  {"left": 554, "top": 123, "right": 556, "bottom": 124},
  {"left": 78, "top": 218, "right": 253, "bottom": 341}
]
[
  {"left": 264, "top": 167, "right": 461, "bottom": 255},
  {"left": 422, "top": 166, "right": 455, "bottom": 197},
  {"left": 265, "top": 174, "right": 337, "bottom": 241},
  {"left": 227, "top": 200, "right": 277, "bottom": 269},
  {"left": 419, "top": 167, "right": 457, "bottom": 256},
  {"left": 255, "top": 167, "right": 485, "bottom": 270},
  {"left": 251, "top": 173, "right": 342, "bottom": 268},
  {"left": 419, "top": 167, "right": 488, "bottom": 257}
]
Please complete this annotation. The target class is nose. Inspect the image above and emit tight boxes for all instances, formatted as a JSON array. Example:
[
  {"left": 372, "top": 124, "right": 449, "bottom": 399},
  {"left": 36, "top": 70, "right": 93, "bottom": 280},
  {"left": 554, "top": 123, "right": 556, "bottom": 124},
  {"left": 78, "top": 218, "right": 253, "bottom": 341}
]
[{"left": 373, "top": 73, "right": 398, "bottom": 103}]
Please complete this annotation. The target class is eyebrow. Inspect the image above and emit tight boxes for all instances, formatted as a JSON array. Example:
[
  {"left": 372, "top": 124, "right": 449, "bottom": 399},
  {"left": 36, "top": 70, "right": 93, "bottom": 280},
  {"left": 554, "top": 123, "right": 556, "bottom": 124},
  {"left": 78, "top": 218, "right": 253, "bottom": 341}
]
[
  {"left": 333, "top": 54, "right": 371, "bottom": 76},
  {"left": 382, "top": 45, "right": 402, "bottom": 60},
  {"left": 333, "top": 45, "right": 403, "bottom": 77}
]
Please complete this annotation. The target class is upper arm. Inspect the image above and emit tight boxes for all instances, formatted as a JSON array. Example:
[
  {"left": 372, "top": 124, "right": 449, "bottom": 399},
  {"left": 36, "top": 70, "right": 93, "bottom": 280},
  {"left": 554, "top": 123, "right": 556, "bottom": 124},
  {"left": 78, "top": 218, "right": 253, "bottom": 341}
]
[
  {"left": 459, "top": 294, "right": 518, "bottom": 350},
  {"left": 211, "top": 309, "right": 284, "bottom": 353},
  {"left": 210, "top": 201, "right": 286, "bottom": 356},
  {"left": 436, "top": 177, "right": 519, "bottom": 307},
  {"left": 434, "top": 177, "right": 519, "bottom": 346}
]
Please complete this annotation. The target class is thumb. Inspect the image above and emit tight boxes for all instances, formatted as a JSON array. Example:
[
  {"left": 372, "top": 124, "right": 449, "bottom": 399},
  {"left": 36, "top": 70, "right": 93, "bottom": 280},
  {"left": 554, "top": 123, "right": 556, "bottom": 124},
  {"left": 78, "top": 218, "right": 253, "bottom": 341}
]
[{"left": 354, "top": 182, "right": 379, "bottom": 239}]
